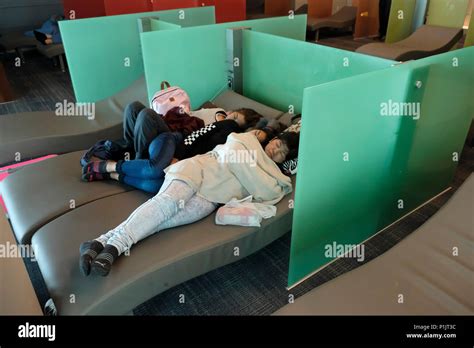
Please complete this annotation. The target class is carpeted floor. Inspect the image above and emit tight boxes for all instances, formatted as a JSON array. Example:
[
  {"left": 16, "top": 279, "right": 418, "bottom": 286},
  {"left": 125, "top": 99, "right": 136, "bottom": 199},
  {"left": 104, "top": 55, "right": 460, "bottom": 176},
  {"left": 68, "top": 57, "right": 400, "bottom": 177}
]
[
  {"left": 0, "top": 50, "right": 73, "bottom": 115},
  {"left": 2, "top": 30, "right": 472, "bottom": 316}
]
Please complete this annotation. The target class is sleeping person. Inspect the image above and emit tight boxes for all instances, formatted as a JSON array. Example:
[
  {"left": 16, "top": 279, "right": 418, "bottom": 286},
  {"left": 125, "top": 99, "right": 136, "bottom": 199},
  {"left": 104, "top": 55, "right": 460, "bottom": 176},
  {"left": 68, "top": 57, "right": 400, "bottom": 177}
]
[
  {"left": 79, "top": 131, "right": 299, "bottom": 276},
  {"left": 81, "top": 115, "right": 282, "bottom": 194},
  {"left": 120, "top": 101, "right": 262, "bottom": 160},
  {"left": 31, "top": 15, "right": 64, "bottom": 45}
]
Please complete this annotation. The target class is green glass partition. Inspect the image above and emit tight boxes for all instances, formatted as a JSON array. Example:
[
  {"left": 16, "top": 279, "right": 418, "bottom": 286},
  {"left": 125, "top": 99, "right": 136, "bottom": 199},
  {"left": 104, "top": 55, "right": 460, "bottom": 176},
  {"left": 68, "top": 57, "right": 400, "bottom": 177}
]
[
  {"left": 288, "top": 47, "right": 474, "bottom": 287},
  {"left": 385, "top": 0, "right": 416, "bottom": 43},
  {"left": 140, "top": 15, "right": 308, "bottom": 108},
  {"left": 426, "top": 0, "right": 469, "bottom": 28},
  {"left": 150, "top": 19, "right": 182, "bottom": 31},
  {"left": 60, "top": 7, "right": 215, "bottom": 102},
  {"left": 242, "top": 31, "right": 394, "bottom": 114}
]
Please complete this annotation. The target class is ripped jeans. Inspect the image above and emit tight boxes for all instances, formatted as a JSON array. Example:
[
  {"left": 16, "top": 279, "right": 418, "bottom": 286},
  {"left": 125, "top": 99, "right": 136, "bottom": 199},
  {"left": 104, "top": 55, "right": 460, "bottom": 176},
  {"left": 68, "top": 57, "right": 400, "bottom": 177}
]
[{"left": 95, "top": 180, "right": 217, "bottom": 255}]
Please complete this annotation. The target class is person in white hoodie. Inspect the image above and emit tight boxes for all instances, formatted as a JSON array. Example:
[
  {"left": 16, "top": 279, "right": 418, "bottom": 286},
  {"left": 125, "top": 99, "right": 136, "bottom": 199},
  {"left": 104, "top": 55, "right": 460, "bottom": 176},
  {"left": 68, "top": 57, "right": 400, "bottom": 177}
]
[{"left": 79, "top": 131, "right": 300, "bottom": 276}]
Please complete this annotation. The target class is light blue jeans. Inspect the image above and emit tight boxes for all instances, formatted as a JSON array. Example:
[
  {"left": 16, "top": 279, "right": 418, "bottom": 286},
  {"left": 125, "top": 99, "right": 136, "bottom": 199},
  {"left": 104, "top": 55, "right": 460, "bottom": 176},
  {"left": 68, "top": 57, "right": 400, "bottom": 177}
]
[{"left": 96, "top": 180, "right": 217, "bottom": 255}]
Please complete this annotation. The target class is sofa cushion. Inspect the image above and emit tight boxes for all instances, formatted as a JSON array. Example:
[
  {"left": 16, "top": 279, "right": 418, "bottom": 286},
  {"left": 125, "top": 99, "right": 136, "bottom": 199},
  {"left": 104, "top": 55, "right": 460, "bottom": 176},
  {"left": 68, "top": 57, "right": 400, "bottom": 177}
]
[
  {"left": 1, "top": 151, "right": 133, "bottom": 244},
  {"left": 32, "top": 176, "right": 296, "bottom": 315},
  {"left": 212, "top": 90, "right": 284, "bottom": 120}
]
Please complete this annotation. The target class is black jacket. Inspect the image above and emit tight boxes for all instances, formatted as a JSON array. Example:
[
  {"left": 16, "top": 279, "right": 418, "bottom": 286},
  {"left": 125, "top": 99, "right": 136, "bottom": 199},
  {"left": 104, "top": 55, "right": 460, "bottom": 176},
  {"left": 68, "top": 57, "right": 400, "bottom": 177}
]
[{"left": 174, "top": 119, "right": 242, "bottom": 160}]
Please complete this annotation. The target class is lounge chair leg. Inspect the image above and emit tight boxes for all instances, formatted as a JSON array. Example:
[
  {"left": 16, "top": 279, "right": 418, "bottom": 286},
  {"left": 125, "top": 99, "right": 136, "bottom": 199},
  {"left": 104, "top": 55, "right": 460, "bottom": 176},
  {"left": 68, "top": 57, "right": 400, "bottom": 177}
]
[
  {"left": 58, "top": 54, "right": 66, "bottom": 73},
  {"left": 315, "top": 30, "right": 320, "bottom": 42}
]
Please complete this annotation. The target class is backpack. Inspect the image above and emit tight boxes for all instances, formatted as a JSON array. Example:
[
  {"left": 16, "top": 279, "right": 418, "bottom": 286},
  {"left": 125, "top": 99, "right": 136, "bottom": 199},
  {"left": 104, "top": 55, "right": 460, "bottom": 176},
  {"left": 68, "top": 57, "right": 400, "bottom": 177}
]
[{"left": 151, "top": 81, "right": 191, "bottom": 116}]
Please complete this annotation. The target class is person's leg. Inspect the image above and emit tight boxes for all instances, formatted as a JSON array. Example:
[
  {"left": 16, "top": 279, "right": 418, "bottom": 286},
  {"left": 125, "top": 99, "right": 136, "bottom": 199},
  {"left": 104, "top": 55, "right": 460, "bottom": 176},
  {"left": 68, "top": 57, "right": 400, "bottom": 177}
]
[
  {"left": 89, "top": 190, "right": 216, "bottom": 277},
  {"left": 133, "top": 109, "right": 170, "bottom": 159},
  {"left": 87, "top": 180, "right": 195, "bottom": 276},
  {"left": 117, "top": 132, "right": 176, "bottom": 180},
  {"left": 33, "top": 30, "right": 48, "bottom": 45},
  {"left": 118, "top": 174, "right": 164, "bottom": 194},
  {"left": 123, "top": 101, "right": 147, "bottom": 149},
  {"left": 82, "top": 132, "right": 177, "bottom": 186},
  {"left": 158, "top": 194, "right": 217, "bottom": 231}
]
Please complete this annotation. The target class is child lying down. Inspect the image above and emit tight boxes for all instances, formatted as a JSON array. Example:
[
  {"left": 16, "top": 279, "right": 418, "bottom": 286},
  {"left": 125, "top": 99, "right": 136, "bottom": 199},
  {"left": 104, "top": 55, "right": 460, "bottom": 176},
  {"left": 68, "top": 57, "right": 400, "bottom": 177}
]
[
  {"left": 79, "top": 131, "right": 299, "bottom": 276},
  {"left": 82, "top": 116, "right": 284, "bottom": 194}
]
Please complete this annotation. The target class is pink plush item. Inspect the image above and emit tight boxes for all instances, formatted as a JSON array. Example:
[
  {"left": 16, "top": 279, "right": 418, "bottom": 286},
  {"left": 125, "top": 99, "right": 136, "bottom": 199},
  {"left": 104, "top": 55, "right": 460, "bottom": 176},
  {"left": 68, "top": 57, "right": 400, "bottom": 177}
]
[
  {"left": 0, "top": 155, "right": 57, "bottom": 213},
  {"left": 215, "top": 196, "right": 277, "bottom": 227},
  {"left": 216, "top": 206, "right": 262, "bottom": 227}
]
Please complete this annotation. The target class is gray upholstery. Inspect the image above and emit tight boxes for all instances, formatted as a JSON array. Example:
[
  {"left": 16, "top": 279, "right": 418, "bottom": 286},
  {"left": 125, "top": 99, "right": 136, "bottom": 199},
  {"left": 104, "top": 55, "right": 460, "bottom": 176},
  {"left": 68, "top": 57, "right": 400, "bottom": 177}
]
[
  {"left": 274, "top": 175, "right": 474, "bottom": 315},
  {"left": 31, "top": 179, "right": 294, "bottom": 314},
  {"left": 307, "top": 6, "right": 357, "bottom": 32},
  {"left": 0, "top": 31, "right": 37, "bottom": 51},
  {"left": 1, "top": 151, "right": 132, "bottom": 245},
  {"left": 356, "top": 25, "right": 463, "bottom": 61},
  {"left": 36, "top": 43, "right": 64, "bottom": 58},
  {"left": 0, "top": 77, "right": 148, "bottom": 166},
  {"left": 212, "top": 90, "right": 284, "bottom": 120}
]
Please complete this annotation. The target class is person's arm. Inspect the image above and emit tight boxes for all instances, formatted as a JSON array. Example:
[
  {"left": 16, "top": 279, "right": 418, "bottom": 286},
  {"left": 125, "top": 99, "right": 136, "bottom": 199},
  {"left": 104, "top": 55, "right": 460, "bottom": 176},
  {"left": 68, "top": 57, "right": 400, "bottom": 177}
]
[
  {"left": 225, "top": 141, "right": 286, "bottom": 204},
  {"left": 181, "top": 120, "right": 239, "bottom": 158}
]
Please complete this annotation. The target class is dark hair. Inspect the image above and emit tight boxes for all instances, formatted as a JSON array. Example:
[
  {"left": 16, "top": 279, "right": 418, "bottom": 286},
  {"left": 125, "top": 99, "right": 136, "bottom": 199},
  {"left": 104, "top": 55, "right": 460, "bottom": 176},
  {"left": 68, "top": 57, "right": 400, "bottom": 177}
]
[
  {"left": 235, "top": 108, "right": 263, "bottom": 129},
  {"left": 255, "top": 119, "right": 285, "bottom": 148},
  {"left": 277, "top": 131, "right": 300, "bottom": 161}
]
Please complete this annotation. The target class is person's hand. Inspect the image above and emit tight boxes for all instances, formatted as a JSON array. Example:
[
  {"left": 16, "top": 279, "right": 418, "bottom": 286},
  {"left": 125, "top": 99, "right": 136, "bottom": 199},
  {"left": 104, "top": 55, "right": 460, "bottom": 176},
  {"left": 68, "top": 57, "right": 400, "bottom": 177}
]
[
  {"left": 215, "top": 111, "right": 227, "bottom": 122},
  {"left": 171, "top": 158, "right": 179, "bottom": 165}
]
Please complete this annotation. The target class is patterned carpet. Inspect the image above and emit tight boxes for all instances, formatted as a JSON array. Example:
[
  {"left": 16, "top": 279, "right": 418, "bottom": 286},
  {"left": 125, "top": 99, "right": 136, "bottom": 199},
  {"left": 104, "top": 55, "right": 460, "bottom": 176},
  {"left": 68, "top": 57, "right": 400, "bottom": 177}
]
[
  {"left": 0, "top": 50, "right": 74, "bottom": 115},
  {"left": 2, "top": 34, "right": 472, "bottom": 316}
]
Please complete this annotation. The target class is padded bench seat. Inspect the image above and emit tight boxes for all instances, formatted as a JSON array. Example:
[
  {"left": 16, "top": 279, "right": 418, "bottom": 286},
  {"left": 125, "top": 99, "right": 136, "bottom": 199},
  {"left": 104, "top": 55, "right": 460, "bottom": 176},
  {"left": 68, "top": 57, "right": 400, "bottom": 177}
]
[
  {"left": 274, "top": 175, "right": 474, "bottom": 315},
  {"left": 1, "top": 151, "right": 133, "bottom": 244},
  {"left": 36, "top": 43, "right": 64, "bottom": 59},
  {"left": 32, "top": 177, "right": 295, "bottom": 315},
  {"left": 0, "top": 77, "right": 148, "bottom": 166}
]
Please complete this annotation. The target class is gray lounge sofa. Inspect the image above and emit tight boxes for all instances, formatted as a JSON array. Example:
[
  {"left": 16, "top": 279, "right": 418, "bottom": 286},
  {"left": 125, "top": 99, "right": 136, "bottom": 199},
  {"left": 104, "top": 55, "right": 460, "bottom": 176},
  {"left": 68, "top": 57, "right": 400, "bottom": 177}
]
[{"left": 1, "top": 90, "right": 294, "bottom": 315}]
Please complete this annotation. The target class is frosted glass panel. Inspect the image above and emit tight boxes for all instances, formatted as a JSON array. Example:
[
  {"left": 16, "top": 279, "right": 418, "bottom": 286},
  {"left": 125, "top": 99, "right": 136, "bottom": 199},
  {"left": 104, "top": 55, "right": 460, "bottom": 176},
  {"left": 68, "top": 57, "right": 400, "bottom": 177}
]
[
  {"left": 140, "top": 16, "right": 307, "bottom": 108},
  {"left": 288, "top": 47, "right": 474, "bottom": 286},
  {"left": 60, "top": 7, "right": 215, "bottom": 102},
  {"left": 243, "top": 30, "right": 393, "bottom": 113}
]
